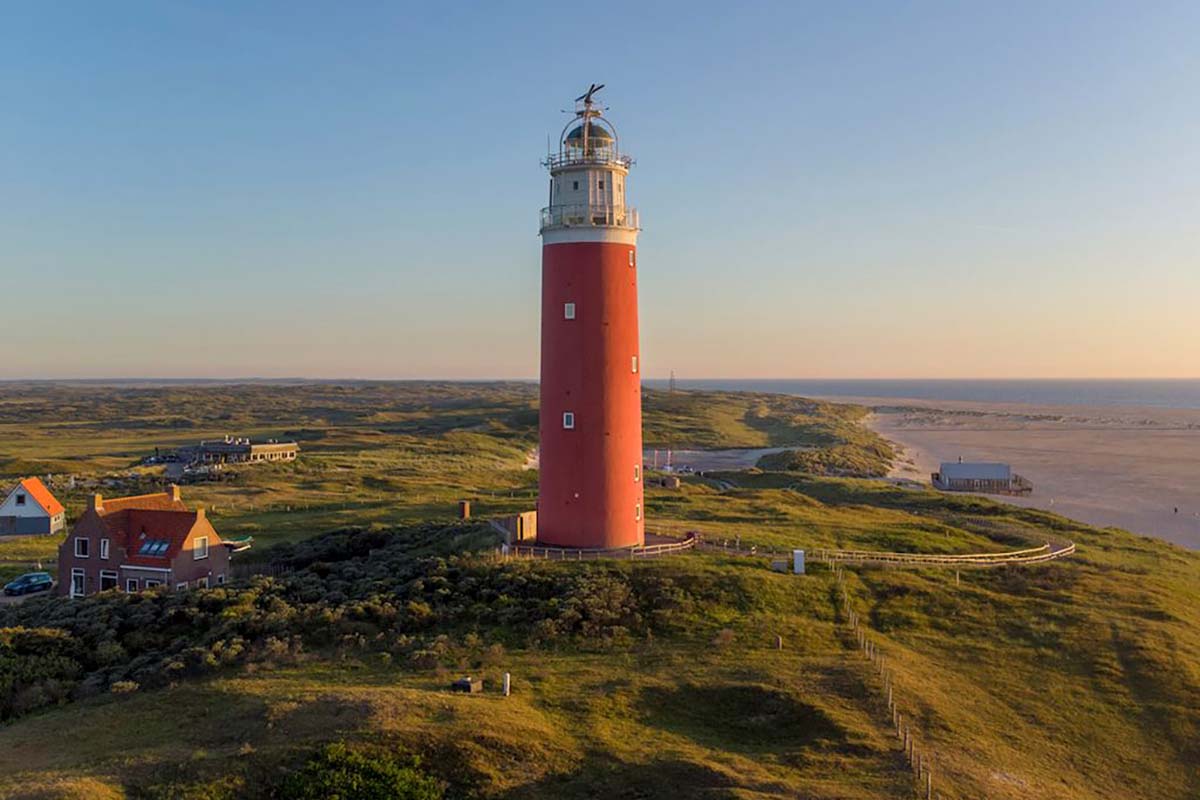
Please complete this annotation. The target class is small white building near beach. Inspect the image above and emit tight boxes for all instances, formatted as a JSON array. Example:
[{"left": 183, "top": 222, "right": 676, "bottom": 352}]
[{"left": 932, "top": 462, "right": 1031, "bottom": 495}]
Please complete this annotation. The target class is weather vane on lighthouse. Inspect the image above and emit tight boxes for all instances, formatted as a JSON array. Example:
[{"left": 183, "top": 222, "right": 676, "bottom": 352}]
[{"left": 537, "top": 84, "right": 645, "bottom": 550}]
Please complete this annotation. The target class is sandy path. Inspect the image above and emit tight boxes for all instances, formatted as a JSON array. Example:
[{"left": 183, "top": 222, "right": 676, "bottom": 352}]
[{"left": 842, "top": 397, "right": 1200, "bottom": 550}]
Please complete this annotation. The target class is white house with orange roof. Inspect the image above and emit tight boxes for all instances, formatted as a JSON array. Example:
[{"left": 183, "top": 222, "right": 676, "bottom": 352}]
[{"left": 0, "top": 477, "right": 66, "bottom": 536}]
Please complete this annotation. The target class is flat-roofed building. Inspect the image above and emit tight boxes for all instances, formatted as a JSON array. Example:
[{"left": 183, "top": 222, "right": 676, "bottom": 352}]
[
  {"left": 194, "top": 436, "right": 299, "bottom": 465},
  {"left": 932, "top": 461, "right": 1032, "bottom": 495}
]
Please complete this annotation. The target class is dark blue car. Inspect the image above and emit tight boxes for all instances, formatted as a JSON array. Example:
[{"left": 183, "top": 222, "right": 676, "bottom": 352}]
[{"left": 3, "top": 572, "right": 54, "bottom": 596}]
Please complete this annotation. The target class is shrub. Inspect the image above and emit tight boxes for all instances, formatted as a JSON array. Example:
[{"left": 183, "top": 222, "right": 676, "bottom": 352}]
[{"left": 280, "top": 742, "right": 443, "bottom": 800}]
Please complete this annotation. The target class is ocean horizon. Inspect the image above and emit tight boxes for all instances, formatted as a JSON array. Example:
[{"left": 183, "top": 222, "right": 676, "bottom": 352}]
[{"left": 645, "top": 379, "right": 1200, "bottom": 410}]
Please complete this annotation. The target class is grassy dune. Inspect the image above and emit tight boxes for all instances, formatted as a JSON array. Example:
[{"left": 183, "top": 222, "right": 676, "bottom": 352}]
[{"left": 0, "top": 383, "right": 1197, "bottom": 799}]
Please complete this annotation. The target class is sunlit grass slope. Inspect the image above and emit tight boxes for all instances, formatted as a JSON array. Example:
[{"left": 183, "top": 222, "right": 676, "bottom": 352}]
[{"left": 0, "top": 383, "right": 1196, "bottom": 799}]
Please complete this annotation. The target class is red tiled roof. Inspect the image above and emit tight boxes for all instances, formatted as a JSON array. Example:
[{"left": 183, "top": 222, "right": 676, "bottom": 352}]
[
  {"left": 101, "top": 491, "right": 187, "bottom": 514},
  {"left": 126, "top": 510, "right": 207, "bottom": 563},
  {"left": 18, "top": 477, "right": 65, "bottom": 517}
]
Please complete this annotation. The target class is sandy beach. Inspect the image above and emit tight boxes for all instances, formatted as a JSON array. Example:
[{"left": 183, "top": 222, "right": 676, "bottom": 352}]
[{"left": 825, "top": 396, "right": 1200, "bottom": 549}]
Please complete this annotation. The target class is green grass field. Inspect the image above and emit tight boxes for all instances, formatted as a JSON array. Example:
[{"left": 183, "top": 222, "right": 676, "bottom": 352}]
[{"left": 0, "top": 382, "right": 1197, "bottom": 799}]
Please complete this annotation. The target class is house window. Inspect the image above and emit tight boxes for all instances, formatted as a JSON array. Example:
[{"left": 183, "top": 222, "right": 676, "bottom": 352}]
[
  {"left": 632, "top": 355, "right": 639, "bottom": 373},
  {"left": 634, "top": 465, "right": 641, "bottom": 482},
  {"left": 99, "top": 571, "right": 118, "bottom": 591},
  {"left": 197, "top": 576, "right": 209, "bottom": 589},
  {"left": 74, "top": 538, "right": 89, "bottom": 558},
  {"left": 70, "top": 568, "right": 85, "bottom": 598},
  {"left": 100, "top": 538, "right": 110, "bottom": 560},
  {"left": 598, "top": 179, "right": 604, "bottom": 190},
  {"left": 564, "top": 302, "right": 576, "bottom": 320},
  {"left": 126, "top": 578, "right": 139, "bottom": 592},
  {"left": 15, "top": 494, "right": 25, "bottom": 506},
  {"left": 216, "top": 574, "right": 226, "bottom": 585},
  {"left": 562, "top": 412, "right": 575, "bottom": 429},
  {"left": 194, "top": 537, "right": 209, "bottom": 560},
  {"left": 145, "top": 579, "right": 162, "bottom": 589},
  {"left": 572, "top": 180, "right": 579, "bottom": 191},
  {"left": 175, "top": 582, "right": 187, "bottom": 591},
  {"left": 635, "top": 504, "right": 642, "bottom": 521}
]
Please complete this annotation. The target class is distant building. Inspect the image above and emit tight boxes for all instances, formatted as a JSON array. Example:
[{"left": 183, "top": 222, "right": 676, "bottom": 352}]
[
  {"left": 193, "top": 436, "right": 299, "bottom": 465},
  {"left": 932, "top": 461, "right": 1032, "bottom": 495},
  {"left": 57, "top": 486, "right": 234, "bottom": 598},
  {"left": 0, "top": 477, "right": 66, "bottom": 536}
]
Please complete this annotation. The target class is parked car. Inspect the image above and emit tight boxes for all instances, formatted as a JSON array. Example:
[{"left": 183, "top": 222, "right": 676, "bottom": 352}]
[{"left": 3, "top": 572, "right": 54, "bottom": 596}]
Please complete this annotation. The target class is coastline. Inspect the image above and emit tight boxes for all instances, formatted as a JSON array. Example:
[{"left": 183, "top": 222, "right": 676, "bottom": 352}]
[{"left": 835, "top": 395, "right": 1200, "bottom": 550}]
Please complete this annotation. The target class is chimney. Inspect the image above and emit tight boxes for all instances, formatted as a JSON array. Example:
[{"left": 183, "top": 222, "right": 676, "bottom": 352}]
[
  {"left": 195, "top": 506, "right": 206, "bottom": 521},
  {"left": 168, "top": 484, "right": 182, "bottom": 503},
  {"left": 89, "top": 494, "right": 104, "bottom": 513}
]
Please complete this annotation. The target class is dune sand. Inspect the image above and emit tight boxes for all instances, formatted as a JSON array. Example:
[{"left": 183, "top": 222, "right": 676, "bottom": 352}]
[{"left": 830, "top": 396, "right": 1200, "bottom": 550}]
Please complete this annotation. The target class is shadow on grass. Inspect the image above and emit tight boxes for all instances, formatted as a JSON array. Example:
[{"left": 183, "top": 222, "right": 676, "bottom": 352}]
[
  {"left": 497, "top": 753, "right": 740, "bottom": 800},
  {"left": 638, "top": 683, "right": 847, "bottom": 755}
]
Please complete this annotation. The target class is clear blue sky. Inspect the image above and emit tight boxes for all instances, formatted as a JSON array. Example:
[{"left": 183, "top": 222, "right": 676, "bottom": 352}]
[{"left": 3, "top": 1, "right": 1197, "bottom": 379}]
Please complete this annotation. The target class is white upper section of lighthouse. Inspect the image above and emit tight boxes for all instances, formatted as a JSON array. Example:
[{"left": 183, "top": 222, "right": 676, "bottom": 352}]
[{"left": 540, "top": 84, "right": 639, "bottom": 245}]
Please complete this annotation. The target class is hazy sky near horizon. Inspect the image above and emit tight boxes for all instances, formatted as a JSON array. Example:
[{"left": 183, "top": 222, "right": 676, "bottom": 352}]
[{"left": 3, "top": 2, "right": 1198, "bottom": 380}]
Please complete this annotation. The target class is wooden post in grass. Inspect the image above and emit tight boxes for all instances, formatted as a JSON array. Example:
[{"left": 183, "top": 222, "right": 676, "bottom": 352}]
[
  {"left": 926, "top": 764, "right": 933, "bottom": 799},
  {"left": 503, "top": 672, "right": 511, "bottom": 697},
  {"left": 775, "top": 634, "right": 783, "bottom": 650}
]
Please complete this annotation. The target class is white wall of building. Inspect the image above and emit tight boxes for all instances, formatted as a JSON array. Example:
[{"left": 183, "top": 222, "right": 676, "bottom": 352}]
[{"left": 0, "top": 484, "right": 50, "bottom": 519}]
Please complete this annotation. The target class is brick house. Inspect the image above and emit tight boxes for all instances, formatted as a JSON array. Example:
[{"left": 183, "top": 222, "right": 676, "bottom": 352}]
[
  {"left": 0, "top": 477, "right": 66, "bottom": 536},
  {"left": 57, "top": 486, "right": 231, "bottom": 598}
]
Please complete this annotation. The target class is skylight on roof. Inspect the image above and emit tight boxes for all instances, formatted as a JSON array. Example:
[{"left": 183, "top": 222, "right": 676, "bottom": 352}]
[{"left": 138, "top": 539, "right": 169, "bottom": 556}]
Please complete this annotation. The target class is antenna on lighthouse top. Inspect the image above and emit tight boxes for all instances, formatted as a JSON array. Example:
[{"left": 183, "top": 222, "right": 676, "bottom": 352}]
[{"left": 575, "top": 83, "right": 605, "bottom": 106}]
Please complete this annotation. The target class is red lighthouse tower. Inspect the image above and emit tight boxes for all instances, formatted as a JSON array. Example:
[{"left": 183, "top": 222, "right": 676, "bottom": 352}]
[{"left": 538, "top": 84, "right": 644, "bottom": 549}]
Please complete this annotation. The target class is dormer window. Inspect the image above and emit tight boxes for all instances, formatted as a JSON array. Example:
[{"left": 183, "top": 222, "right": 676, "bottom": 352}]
[{"left": 15, "top": 494, "right": 25, "bottom": 506}]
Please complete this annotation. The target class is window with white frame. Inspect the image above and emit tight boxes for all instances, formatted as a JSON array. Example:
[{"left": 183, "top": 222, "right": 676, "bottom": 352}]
[
  {"left": 632, "top": 355, "right": 639, "bottom": 373},
  {"left": 175, "top": 582, "right": 188, "bottom": 591},
  {"left": 564, "top": 302, "right": 576, "bottom": 320},
  {"left": 99, "top": 571, "right": 118, "bottom": 591},
  {"left": 216, "top": 574, "right": 226, "bottom": 585},
  {"left": 562, "top": 412, "right": 575, "bottom": 429},
  {"left": 74, "top": 538, "right": 89, "bottom": 558},
  {"left": 194, "top": 536, "right": 209, "bottom": 559},
  {"left": 100, "top": 538, "right": 110, "bottom": 560},
  {"left": 145, "top": 579, "right": 162, "bottom": 588},
  {"left": 126, "top": 578, "right": 139, "bottom": 592},
  {"left": 70, "top": 568, "right": 85, "bottom": 598},
  {"left": 198, "top": 576, "right": 209, "bottom": 589}
]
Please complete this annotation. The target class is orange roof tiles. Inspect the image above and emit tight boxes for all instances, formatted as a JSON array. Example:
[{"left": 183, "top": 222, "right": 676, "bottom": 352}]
[{"left": 18, "top": 477, "right": 65, "bottom": 517}]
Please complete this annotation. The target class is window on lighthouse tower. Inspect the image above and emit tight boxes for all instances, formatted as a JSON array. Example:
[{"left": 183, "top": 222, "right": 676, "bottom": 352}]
[{"left": 563, "top": 412, "right": 575, "bottom": 429}]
